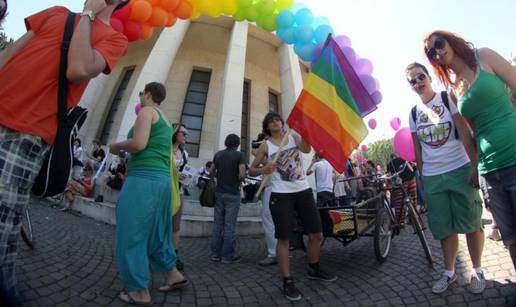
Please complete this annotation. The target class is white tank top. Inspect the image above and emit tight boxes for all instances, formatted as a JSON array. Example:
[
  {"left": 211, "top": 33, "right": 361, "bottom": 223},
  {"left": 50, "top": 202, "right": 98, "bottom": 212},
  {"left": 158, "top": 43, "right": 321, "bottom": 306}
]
[{"left": 266, "top": 135, "right": 310, "bottom": 193}]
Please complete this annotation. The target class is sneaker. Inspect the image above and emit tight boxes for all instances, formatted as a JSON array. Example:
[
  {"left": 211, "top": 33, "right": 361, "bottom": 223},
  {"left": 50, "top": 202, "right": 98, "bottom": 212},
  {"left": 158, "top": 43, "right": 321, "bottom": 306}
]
[
  {"left": 283, "top": 277, "right": 302, "bottom": 301},
  {"left": 210, "top": 255, "right": 221, "bottom": 262},
  {"left": 486, "top": 227, "right": 502, "bottom": 241},
  {"left": 469, "top": 271, "right": 486, "bottom": 294},
  {"left": 307, "top": 267, "right": 338, "bottom": 282},
  {"left": 258, "top": 256, "right": 277, "bottom": 266},
  {"left": 94, "top": 195, "right": 104, "bottom": 203},
  {"left": 432, "top": 273, "right": 457, "bottom": 294},
  {"left": 221, "top": 256, "right": 241, "bottom": 264}
]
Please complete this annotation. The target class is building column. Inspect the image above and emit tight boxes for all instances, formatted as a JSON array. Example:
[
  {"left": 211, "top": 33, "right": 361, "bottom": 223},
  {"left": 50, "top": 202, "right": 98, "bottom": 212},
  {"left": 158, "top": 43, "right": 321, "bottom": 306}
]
[
  {"left": 77, "top": 73, "right": 110, "bottom": 143},
  {"left": 115, "top": 20, "right": 191, "bottom": 141},
  {"left": 279, "top": 43, "right": 303, "bottom": 120},
  {"left": 215, "top": 21, "right": 249, "bottom": 150}
]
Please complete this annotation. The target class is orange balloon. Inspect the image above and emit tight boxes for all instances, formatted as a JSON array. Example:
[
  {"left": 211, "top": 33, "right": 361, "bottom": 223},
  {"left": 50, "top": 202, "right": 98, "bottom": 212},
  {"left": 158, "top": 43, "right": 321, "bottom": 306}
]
[
  {"left": 130, "top": 0, "right": 153, "bottom": 23},
  {"left": 145, "top": 0, "right": 160, "bottom": 5},
  {"left": 148, "top": 7, "right": 168, "bottom": 27},
  {"left": 159, "top": 0, "right": 180, "bottom": 13},
  {"left": 174, "top": 0, "right": 193, "bottom": 19},
  {"left": 140, "top": 24, "right": 154, "bottom": 39},
  {"left": 165, "top": 13, "right": 178, "bottom": 26}
]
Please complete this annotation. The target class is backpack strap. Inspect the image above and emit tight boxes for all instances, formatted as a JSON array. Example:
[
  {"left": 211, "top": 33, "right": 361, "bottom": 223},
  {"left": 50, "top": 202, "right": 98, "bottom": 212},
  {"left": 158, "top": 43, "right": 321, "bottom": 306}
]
[
  {"left": 58, "top": 12, "right": 76, "bottom": 123},
  {"left": 411, "top": 105, "right": 417, "bottom": 126},
  {"left": 440, "top": 91, "right": 460, "bottom": 139}
]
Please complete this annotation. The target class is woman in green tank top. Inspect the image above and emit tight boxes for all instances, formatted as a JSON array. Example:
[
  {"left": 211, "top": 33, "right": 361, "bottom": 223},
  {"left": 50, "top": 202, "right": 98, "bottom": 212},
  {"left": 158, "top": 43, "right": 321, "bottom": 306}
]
[
  {"left": 424, "top": 31, "right": 516, "bottom": 273},
  {"left": 109, "top": 82, "right": 188, "bottom": 305}
]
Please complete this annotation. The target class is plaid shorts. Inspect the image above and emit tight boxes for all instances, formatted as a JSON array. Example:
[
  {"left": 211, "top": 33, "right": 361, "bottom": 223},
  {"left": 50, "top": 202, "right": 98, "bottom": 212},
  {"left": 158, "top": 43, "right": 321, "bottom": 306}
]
[{"left": 0, "top": 125, "right": 49, "bottom": 292}]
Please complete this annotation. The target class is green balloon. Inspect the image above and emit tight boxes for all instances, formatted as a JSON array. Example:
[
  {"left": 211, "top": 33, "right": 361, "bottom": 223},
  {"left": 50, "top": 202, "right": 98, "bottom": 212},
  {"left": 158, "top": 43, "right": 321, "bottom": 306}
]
[
  {"left": 261, "top": 13, "right": 278, "bottom": 32},
  {"left": 245, "top": 7, "right": 259, "bottom": 22},
  {"left": 233, "top": 9, "right": 247, "bottom": 21},
  {"left": 276, "top": 0, "right": 294, "bottom": 11},
  {"left": 237, "top": 0, "right": 253, "bottom": 9},
  {"left": 259, "top": 0, "right": 276, "bottom": 15}
]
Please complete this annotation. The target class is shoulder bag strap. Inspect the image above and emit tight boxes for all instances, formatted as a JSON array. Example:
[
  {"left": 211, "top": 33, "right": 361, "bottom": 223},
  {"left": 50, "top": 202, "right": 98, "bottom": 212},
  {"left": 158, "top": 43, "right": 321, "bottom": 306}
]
[{"left": 57, "top": 12, "right": 76, "bottom": 123}]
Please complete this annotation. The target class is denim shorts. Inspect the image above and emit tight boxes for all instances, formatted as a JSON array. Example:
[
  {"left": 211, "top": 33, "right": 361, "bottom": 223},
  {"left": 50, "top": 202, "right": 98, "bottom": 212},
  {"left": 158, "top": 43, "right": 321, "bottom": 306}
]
[{"left": 480, "top": 164, "right": 516, "bottom": 246}]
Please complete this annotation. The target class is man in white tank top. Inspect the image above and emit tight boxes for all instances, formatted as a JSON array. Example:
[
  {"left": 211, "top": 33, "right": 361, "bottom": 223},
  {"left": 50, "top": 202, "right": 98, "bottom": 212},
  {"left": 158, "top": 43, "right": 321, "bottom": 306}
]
[{"left": 249, "top": 112, "right": 337, "bottom": 302}]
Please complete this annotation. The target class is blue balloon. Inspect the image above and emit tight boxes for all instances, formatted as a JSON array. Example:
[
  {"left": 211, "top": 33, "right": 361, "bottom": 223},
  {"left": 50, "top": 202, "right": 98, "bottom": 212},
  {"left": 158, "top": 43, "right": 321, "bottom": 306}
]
[
  {"left": 314, "top": 24, "right": 334, "bottom": 44},
  {"left": 294, "top": 25, "right": 314, "bottom": 44},
  {"left": 276, "top": 10, "right": 295, "bottom": 29},
  {"left": 295, "top": 8, "right": 314, "bottom": 26},
  {"left": 312, "top": 16, "right": 330, "bottom": 28},
  {"left": 291, "top": 3, "right": 307, "bottom": 14},
  {"left": 294, "top": 43, "right": 316, "bottom": 62},
  {"left": 277, "top": 28, "right": 296, "bottom": 44}
]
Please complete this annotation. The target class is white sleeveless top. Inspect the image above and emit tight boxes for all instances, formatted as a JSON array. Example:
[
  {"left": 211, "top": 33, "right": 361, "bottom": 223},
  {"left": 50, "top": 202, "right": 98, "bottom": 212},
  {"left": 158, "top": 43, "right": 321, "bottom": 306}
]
[{"left": 266, "top": 135, "right": 310, "bottom": 193}]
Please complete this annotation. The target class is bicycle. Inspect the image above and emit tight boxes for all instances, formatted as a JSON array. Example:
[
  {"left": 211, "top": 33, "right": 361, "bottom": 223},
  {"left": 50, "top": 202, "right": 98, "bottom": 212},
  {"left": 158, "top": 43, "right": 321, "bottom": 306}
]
[{"left": 375, "top": 162, "right": 433, "bottom": 265}]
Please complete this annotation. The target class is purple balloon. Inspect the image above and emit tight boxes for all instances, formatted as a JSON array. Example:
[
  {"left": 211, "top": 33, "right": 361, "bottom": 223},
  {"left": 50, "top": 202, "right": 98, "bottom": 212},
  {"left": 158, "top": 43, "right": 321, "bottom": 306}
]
[
  {"left": 341, "top": 46, "right": 357, "bottom": 65},
  {"left": 368, "top": 118, "right": 377, "bottom": 129},
  {"left": 393, "top": 127, "right": 415, "bottom": 162},
  {"left": 354, "top": 58, "right": 374, "bottom": 75},
  {"left": 371, "top": 91, "right": 383, "bottom": 104},
  {"left": 390, "top": 117, "right": 401, "bottom": 131},
  {"left": 359, "top": 74, "right": 377, "bottom": 94},
  {"left": 335, "top": 35, "right": 351, "bottom": 48}
]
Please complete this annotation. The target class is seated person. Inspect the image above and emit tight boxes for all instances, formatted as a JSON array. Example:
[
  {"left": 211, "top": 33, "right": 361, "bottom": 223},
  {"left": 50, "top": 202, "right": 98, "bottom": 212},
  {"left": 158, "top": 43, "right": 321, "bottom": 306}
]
[
  {"left": 86, "top": 140, "right": 106, "bottom": 170},
  {"left": 95, "top": 152, "right": 127, "bottom": 203},
  {"left": 197, "top": 161, "right": 213, "bottom": 189},
  {"left": 60, "top": 163, "right": 95, "bottom": 211}
]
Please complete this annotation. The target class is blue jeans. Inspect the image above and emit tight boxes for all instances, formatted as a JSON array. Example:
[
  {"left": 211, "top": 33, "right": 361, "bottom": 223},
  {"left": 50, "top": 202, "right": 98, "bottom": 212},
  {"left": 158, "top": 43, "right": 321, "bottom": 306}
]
[
  {"left": 480, "top": 164, "right": 516, "bottom": 246},
  {"left": 210, "top": 192, "right": 241, "bottom": 260},
  {"left": 415, "top": 169, "right": 425, "bottom": 207}
]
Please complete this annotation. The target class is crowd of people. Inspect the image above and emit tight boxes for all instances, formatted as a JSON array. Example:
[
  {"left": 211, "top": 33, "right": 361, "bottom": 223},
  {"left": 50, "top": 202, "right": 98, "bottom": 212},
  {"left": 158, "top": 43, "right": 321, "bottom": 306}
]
[{"left": 0, "top": 0, "right": 515, "bottom": 305}]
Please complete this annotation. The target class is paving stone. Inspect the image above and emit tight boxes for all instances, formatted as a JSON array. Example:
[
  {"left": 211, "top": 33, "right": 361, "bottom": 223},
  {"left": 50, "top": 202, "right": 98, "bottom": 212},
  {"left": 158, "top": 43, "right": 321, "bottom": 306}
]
[{"left": 12, "top": 199, "right": 515, "bottom": 307}]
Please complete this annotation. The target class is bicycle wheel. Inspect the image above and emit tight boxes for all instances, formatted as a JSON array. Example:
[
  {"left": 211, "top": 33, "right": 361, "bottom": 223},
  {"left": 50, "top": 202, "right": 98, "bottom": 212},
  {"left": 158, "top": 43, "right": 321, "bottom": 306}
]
[
  {"left": 20, "top": 208, "right": 35, "bottom": 249},
  {"left": 406, "top": 202, "right": 432, "bottom": 266},
  {"left": 374, "top": 207, "right": 392, "bottom": 263}
]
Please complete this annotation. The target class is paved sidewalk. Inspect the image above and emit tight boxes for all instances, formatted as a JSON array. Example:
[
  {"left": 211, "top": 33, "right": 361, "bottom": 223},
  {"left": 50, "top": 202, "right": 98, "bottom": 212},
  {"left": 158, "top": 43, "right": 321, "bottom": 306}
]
[{"left": 15, "top": 199, "right": 516, "bottom": 306}]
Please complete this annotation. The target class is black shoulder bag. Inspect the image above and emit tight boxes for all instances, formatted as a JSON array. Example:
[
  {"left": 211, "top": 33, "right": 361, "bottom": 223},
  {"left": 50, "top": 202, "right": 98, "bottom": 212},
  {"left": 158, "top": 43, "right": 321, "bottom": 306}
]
[{"left": 32, "top": 12, "right": 88, "bottom": 198}]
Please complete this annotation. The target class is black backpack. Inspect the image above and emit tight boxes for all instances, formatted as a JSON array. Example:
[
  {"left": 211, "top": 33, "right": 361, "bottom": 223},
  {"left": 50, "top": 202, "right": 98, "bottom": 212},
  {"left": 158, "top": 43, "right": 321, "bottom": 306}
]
[
  {"left": 32, "top": 12, "right": 88, "bottom": 198},
  {"left": 411, "top": 91, "right": 459, "bottom": 139}
]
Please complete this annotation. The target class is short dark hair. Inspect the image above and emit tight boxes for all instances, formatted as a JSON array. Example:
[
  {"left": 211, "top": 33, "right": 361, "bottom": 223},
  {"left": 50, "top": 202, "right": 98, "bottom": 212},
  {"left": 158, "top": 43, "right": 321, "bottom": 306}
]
[
  {"left": 92, "top": 139, "right": 101, "bottom": 146},
  {"left": 74, "top": 138, "right": 81, "bottom": 147},
  {"left": 251, "top": 132, "right": 267, "bottom": 149},
  {"left": 224, "top": 134, "right": 240, "bottom": 149},
  {"left": 206, "top": 161, "right": 213, "bottom": 168},
  {"left": 262, "top": 112, "right": 284, "bottom": 136},
  {"left": 405, "top": 62, "right": 430, "bottom": 76},
  {"left": 0, "top": 0, "right": 7, "bottom": 23},
  {"left": 172, "top": 124, "right": 186, "bottom": 145},
  {"left": 144, "top": 82, "right": 166, "bottom": 104}
]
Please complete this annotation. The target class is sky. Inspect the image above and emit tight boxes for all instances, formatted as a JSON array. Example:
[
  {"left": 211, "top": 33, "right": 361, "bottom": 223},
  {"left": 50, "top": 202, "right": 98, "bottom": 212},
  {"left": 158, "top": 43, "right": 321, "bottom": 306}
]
[{"left": 3, "top": 0, "right": 516, "bottom": 145}]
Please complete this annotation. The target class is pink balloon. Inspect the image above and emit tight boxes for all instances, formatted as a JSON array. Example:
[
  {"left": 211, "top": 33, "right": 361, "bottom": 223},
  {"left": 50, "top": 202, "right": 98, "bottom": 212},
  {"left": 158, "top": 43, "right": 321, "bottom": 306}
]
[
  {"left": 390, "top": 117, "right": 401, "bottom": 131},
  {"left": 368, "top": 118, "right": 377, "bottom": 130},
  {"left": 135, "top": 103, "right": 142, "bottom": 115},
  {"left": 393, "top": 127, "right": 415, "bottom": 162},
  {"left": 361, "top": 144, "right": 368, "bottom": 152}
]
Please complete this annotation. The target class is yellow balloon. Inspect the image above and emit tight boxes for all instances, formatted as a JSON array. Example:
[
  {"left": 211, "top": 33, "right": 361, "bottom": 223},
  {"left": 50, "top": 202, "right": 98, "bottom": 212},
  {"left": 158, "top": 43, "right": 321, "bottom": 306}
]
[
  {"left": 276, "top": 0, "right": 294, "bottom": 11},
  {"left": 205, "top": 0, "right": 222, "bottom": 17},
  {"left": 190, "top": 7, "right": 201, "bottom": 19},
  {"left": 222, "top": 0, "right": 238, "bottom": 16}
]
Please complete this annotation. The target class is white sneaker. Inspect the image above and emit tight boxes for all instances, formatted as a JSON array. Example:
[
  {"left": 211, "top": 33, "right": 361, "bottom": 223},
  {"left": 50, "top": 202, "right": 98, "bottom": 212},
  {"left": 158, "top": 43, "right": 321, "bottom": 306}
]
[
  {"left": 432, "top": 273, "right": 457, "bottom": 294},
  {"left": 486, "top": 227, "right": 502, "bottom": 241},
  {"left": 469, "top": 271, "right": 486, "bottom": 294}
]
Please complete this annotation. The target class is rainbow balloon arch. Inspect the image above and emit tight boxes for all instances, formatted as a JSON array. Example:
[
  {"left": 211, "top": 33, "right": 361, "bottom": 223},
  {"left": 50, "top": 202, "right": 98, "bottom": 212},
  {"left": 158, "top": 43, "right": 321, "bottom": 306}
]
[{"left": 113, "top": 0, "right": 382, "bottom": 104}]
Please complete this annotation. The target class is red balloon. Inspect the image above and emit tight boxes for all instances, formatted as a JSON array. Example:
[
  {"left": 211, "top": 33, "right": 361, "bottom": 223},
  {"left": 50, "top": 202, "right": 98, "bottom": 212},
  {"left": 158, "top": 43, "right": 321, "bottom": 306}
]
[
  {"left": 174, "top": 0, "right": 193, "bottom": 19},
  {"left": 112, "top": 2, "right": 131, "bottom": 22},
  {"left": 110, "top": 18, "right": 124, "bottom": 33},
  {"left": 124, "top": 20, "right": 142, "bottom": 42}
]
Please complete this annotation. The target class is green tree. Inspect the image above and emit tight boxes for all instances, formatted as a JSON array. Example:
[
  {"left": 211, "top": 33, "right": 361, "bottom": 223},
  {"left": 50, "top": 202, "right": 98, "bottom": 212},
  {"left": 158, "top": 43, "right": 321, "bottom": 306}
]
[
  {"left": 0, "top": 30, "right": 13, "bottom": 50},
  {"left": 351, "top": 138, "right": 394, "bottom": 172}
]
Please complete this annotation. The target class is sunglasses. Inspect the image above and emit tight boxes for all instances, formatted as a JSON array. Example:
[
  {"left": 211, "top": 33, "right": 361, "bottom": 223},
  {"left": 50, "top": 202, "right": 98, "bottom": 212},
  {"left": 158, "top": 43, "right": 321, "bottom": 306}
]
[
  {"left": 139, "top": 91, "right": 145, "bottom": 97},
  {"left": 408, "top": 73, "right": 427, "bottom": 86},
  {"left": 178, "top": 131, "right": 188, "bottom": 136},
  {"left": 426, "top": 37, "right": 446, "bottom": 60}
]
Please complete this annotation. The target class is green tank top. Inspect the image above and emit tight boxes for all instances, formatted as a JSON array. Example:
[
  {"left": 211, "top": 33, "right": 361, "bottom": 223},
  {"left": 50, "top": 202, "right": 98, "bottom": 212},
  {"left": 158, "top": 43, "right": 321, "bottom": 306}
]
[
  {"left": 458, "top": 63, "right": 516, "bottom": 174},
  {"left": 127, "top": 109, "right": 172, "bottom": 172}
]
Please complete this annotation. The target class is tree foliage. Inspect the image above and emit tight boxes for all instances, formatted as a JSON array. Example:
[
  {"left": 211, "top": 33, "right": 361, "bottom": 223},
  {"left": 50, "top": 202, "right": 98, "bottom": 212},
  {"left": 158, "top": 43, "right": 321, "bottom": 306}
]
[
  {"left": 0, "top": 30, "right": 13, "bottom": 50},
  {"left": 351, "top": 138, "right": 394, "bottom": 172}
]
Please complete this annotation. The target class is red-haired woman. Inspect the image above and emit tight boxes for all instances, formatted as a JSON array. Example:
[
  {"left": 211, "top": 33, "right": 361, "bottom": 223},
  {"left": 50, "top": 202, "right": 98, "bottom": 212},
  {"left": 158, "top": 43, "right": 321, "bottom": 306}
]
[{"left": 424, "top": 31, "right": 516, "bottom": 276}]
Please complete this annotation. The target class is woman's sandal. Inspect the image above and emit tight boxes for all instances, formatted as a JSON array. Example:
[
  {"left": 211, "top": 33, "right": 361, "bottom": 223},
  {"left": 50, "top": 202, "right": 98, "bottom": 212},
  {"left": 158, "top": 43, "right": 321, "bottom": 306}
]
[
  {"left": 158, "top": 279, "right": 189, "bottom": 292},
  {"left": 119, "top": 291, "right": 153, "bottom": 306}
]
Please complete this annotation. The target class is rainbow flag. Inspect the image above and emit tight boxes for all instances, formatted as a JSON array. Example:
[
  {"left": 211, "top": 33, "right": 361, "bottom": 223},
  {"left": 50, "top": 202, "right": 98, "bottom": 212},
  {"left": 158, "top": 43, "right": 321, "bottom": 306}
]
[{"left": 286, "top": 36, "right": 375, "bottom": 173}]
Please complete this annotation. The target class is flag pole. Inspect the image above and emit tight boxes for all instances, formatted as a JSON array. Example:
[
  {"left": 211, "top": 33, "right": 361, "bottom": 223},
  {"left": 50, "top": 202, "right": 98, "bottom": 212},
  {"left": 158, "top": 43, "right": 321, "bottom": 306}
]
[{"left": 254, "top": 128, "right": 290, "bottom": 199}]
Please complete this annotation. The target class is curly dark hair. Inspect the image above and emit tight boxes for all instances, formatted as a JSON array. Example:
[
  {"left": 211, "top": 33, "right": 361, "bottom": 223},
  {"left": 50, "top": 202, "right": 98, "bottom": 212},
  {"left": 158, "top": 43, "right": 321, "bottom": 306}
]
[{"left": 262, "top": 112, "right": 284, "bottom": 136}]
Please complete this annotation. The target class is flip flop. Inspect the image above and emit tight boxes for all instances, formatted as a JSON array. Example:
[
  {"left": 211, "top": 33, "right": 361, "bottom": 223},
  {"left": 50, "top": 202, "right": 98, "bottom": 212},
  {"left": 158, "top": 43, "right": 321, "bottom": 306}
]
[
  {"left": 119, "top": 291, "right": 153, "bottom": 306},
  {"left": 158, "top": 279, "right": 189, "bottom": 292}
]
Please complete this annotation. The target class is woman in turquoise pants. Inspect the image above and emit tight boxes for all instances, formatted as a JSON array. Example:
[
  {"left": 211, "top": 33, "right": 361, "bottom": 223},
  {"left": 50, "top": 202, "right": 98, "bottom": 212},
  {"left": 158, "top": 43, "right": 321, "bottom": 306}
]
[{"left": 110, "top": 82, "right": 188, "bottom": 305}]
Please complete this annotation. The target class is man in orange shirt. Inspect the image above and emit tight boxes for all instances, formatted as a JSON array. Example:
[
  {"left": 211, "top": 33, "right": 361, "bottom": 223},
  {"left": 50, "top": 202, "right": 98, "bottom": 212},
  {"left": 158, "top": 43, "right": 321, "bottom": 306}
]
[{"left": 0, "top": 0, "right": 128, "bottom": 296}]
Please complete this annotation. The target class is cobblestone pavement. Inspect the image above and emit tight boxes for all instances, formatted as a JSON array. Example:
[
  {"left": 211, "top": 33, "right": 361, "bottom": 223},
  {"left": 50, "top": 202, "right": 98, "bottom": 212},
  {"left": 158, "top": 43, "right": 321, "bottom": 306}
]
[{"left": 15, "top": 199, "right": 515, "bottom": 306}]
